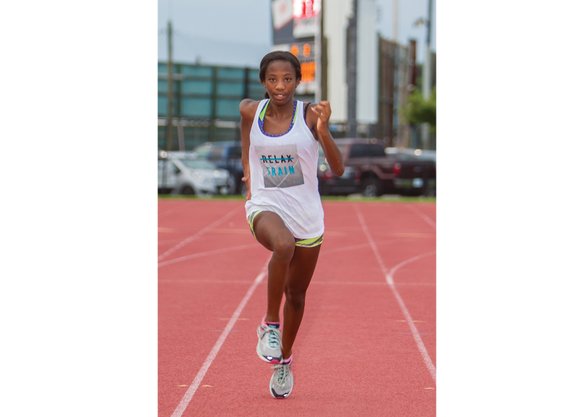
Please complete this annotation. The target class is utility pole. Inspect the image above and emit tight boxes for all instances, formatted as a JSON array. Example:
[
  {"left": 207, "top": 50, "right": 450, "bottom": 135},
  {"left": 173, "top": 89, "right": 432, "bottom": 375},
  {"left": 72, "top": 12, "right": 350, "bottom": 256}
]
[
  {"left": 346, "top": 0, "right": 358, "bottom": 137},
  {"left": 420, "top": 0, "right": 433, "bottom": 149},
  {"left": 392, "top": 0, "right": 398, "bottom": 42},
  {"left": 315, "top": 0, "right": 323, "bottom": 102},
  {"left": 165, "top": 20, "right": 174, "bottom": 151},
  {"left": 320, "top": 0, "right": 328, "bottom": 101}
]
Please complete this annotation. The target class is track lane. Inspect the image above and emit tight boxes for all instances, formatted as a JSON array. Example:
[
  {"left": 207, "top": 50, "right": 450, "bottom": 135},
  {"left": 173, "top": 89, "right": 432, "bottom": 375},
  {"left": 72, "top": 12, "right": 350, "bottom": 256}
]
[{"left": 158, "top": 199, "right": 436, "bottom": 417}]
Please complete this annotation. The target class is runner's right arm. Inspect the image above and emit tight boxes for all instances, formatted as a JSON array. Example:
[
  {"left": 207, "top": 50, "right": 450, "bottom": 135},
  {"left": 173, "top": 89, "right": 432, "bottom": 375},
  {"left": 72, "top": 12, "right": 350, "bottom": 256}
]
[{"left": 239, "top": 99, "right": 258, "bottom": 200}]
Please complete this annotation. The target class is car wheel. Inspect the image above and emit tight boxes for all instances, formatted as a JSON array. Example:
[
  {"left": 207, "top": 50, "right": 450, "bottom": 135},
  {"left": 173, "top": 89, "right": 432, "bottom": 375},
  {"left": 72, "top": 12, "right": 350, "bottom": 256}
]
[
  {"left": 418, "top": 179, "right": 436, "bottom": 197},
  {"left": 423, "top": 184, "right": 436, "bottom": 197},
  {"left": 180, "top": 185, "right": 195, "bottom": 195},
  {"left": 225, "top": 175, "right": 236, "bottom": 195},
  {"left": 362, "top": 178, "right": 382, "bottom": 197}
]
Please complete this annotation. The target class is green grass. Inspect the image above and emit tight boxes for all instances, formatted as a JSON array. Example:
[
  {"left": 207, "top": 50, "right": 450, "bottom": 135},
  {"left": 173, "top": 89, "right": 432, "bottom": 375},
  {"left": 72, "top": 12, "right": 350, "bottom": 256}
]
[
  {"left": 158, "top": 194, "right": 435, "bottom": 203},
  {"left": 322, "top": 195, "right": 435, "bottom": 203}
]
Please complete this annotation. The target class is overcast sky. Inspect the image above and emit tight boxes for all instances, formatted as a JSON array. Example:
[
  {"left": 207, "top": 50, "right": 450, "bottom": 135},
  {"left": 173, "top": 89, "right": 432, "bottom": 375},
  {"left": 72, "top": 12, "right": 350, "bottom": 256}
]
[{"left": 158, "top": 0, "right": 436, "bottom": 67}]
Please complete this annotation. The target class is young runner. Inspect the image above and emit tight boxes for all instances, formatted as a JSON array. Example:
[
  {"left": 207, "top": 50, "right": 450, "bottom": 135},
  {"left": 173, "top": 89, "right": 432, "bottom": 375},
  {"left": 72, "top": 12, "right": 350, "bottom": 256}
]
[{"left": 239, "top": 51, "right": 344, "bottom": 398}]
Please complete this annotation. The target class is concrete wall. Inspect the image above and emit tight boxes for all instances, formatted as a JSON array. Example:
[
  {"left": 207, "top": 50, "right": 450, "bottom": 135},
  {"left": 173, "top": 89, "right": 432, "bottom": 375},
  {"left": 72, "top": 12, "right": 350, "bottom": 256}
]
[{"left": 323, "top": 0, "right": 378, "bottom": 124}]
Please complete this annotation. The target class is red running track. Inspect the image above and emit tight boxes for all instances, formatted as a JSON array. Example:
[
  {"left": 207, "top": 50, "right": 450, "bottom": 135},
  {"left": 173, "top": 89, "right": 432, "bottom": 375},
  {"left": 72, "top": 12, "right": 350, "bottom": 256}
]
[{"left": 158, "top": 198, "right": 436, "bottom": 417}]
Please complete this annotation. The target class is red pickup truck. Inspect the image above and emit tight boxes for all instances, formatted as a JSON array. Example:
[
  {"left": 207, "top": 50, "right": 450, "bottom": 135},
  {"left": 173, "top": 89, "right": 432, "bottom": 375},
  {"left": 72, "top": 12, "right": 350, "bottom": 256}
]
[{"left": 317, "top": 138, "right": 436, "bottom": 197}]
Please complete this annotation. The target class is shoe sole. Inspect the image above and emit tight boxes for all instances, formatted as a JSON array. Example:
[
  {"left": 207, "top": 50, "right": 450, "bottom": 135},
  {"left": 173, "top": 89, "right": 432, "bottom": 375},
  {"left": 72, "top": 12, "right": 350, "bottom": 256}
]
[
  {"left": 270, "top": 380, "right": 293, "bottom": 398},
  {"left": 270, "top": 387, "right": 292, "bottom": 399}
]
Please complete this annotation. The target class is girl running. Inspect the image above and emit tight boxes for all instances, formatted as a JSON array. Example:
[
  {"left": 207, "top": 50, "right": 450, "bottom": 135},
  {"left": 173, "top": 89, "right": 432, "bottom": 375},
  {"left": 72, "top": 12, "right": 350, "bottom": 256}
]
[{"left": 239, "top": 50, "right": 344, "bottom": 398}]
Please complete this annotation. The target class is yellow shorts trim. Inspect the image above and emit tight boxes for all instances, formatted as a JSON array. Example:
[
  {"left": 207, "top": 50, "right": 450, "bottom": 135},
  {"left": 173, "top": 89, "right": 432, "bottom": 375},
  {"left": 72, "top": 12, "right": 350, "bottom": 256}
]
[
  {"left": 295, "top": 235, "right": 324, "bottom": 247},
  {"left": 247, "top": 210, "right": 323, "bottom": 248},
  {"left": 247, "top": 210, "right": 262, "bottom": 237}
]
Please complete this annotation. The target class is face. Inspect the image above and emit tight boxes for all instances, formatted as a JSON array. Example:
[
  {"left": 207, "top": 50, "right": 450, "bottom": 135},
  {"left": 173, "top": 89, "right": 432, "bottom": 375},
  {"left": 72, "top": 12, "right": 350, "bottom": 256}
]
[{"left": 262, "top": 60, "right": 300, "bottom": 105}]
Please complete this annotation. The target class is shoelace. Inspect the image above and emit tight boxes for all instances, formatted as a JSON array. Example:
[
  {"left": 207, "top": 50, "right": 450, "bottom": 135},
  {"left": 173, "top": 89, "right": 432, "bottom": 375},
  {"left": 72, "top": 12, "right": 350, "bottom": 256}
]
[
  {"left": 265, "top": 327, "right": 280, "bottom": 348},
  {"left": 273, "top": 363, "right": 290, "bottom": 384}
]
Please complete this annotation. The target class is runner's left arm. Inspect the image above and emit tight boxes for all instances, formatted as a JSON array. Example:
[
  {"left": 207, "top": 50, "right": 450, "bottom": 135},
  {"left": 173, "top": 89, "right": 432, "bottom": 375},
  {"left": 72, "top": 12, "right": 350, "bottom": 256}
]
[{"left": 310, "top": 101, "right": 344, "bottom": 176}]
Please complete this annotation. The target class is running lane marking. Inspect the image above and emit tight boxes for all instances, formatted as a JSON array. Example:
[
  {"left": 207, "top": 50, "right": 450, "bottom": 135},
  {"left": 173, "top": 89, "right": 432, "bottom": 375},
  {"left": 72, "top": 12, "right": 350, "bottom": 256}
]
[
  {"left": 407, "top": 204, "right": 436, "bottom": 229},
  {"left": 169, "top": 262, "right": 268, "bottom": 417},
  {"left": 158, "top": 208, "right": 238, "bottom": 261},
  {"left": 158, "top": 244, "right": 256, "bottom": 269},
  {"left": 355, "top": 204, "right": 436, "bottom": 382}
]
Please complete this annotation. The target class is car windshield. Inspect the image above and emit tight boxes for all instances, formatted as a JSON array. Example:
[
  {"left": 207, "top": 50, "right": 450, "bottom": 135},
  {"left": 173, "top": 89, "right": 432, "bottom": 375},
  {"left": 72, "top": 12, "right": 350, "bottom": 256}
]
[
  {"left": 178, "top": 159, "right": 216, "bottom": 170},
  {"left": 192, "top": 145, "right": 211, "bottom": 158}
]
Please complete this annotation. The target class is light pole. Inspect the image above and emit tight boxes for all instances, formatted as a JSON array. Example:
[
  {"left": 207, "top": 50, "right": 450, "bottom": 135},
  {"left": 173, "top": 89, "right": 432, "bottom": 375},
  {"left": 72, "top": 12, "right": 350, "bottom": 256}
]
[
  {"left": 165, "top": 20, "right": 174, "bottom": 151},
  {"left": 392, "top": 0, "right": 398, "bottom": 42},
  {"left": 346, "top": 0, "right": 358, "bottom": 138},
  {"left": 420, "top": 0, "right": 433, "bottom": 149}
]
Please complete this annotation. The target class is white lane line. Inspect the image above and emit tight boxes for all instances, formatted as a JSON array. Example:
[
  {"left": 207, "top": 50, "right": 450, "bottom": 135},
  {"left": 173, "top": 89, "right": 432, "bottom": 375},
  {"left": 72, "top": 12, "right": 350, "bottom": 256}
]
[
  {"left": 355, "top": 204, "right": 437, "bottom": 382},
  {"left": 385, "top": 252, "right": 437, "bottom": 381},
  {"left": 322, "top": 241, "right": 397, "bottom": 255},
  {"left": 407, "top": 204, "right": 436, "bottom": 230},
  {"left": 169, "top": 263, "right": 268, "bottom": 417},
  {"left": 158, "top": 208, "right": 238, "bottom": 261},
  {"left": 158, "top": 207, "right": 179, "bottom": 219},
  {"left": 158, "top": 244, "right": 256, "bottom": 269}
]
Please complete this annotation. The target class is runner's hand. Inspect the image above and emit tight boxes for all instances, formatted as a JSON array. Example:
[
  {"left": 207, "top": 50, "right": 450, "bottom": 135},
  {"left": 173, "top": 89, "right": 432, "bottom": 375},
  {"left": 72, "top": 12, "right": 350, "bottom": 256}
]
[{"left": 311, "top": 101, "right": 331, "bottom": 134}]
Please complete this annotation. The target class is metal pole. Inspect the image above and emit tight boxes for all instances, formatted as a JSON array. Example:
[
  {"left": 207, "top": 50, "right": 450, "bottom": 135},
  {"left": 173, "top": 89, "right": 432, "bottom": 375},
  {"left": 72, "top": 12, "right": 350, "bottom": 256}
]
[
  {"left": 392, "top": 0, "right": 398, "bottom": 42},
  {"left": 315, "top": 0, "right": 322, "bottom": 102},
  {"left": 346, "top": 0, "right": 358, "bottom": 137},
  {"left": 421, "top": 0, "right": 433, "bottom": 149},
  {"left": 166, "top": 20, "right": 174, "bottom": 151}
]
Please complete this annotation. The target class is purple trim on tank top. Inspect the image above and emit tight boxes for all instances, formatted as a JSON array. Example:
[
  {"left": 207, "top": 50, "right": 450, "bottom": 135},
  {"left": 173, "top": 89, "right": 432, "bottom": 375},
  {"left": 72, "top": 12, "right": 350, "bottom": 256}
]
[{"left": 257, "top": 99, "right": 298, "bottom": 137}]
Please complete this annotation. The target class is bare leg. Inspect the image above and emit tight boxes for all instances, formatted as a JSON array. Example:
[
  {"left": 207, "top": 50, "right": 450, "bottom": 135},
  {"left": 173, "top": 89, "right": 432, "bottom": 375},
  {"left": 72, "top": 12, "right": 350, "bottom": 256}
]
[
  {"left": 252, "top": 212, "right": 295, "bottom": 323},
  {"left": 281, "top": 245, "right": 321, "bottom": 359}
]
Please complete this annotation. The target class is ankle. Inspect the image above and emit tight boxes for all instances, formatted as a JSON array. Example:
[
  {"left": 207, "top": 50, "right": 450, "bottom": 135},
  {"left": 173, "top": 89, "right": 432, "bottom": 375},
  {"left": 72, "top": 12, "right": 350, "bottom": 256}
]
[{"left": 263, "top": 315, "right": 280, "bottom": 326}]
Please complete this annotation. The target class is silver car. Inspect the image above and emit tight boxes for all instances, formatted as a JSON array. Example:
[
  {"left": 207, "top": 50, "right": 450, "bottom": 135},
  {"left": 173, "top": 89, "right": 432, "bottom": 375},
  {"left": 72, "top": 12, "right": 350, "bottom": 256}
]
[{"left": 158, "top": 151, "right": 232, "bottom": 195}]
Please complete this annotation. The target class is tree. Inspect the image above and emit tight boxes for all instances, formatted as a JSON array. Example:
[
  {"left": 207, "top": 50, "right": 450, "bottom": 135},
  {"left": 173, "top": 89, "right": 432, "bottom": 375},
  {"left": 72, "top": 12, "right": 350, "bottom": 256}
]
[{"left": 401, "top": 88, "right": 436, "bottom": 132}]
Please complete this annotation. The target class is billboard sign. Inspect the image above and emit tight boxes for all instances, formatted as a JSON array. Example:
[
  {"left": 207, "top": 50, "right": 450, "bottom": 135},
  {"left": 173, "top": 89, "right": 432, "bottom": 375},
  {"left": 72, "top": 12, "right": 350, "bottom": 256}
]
[
  {"left": 272, "top": 0, "right": 320, "bottom": 44},
  {"left": 292, "top": 0, "right": 320, "bottom": 38},
  {"left": 272, "top": 0, "right": 294, "bottom": 45},
  {"left": 271, "top": 0, "right": 321, "bottom": 96}
]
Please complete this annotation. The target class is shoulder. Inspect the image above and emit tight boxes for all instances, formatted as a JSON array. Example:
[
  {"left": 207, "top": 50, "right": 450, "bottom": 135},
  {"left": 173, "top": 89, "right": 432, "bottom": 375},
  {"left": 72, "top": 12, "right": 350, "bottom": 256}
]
[{"left": 239, "top": 99, "right": 260, "bottom": 120}]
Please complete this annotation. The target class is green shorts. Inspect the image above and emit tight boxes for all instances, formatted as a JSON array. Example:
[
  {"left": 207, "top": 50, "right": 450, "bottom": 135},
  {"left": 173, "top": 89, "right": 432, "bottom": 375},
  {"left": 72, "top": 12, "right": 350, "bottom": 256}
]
[{"left": 247, "top": 210, "right": 324, "bottom": 248}]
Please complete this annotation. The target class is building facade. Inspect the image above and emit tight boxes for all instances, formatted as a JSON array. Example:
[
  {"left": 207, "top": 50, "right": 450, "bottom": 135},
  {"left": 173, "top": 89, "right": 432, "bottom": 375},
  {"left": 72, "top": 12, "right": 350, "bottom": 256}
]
[
  {"left": 158, "top": 62, "right": 264, "bottom": 151},
  {"left": 158, "top": 0, "right": 436, "bottom": 151}
]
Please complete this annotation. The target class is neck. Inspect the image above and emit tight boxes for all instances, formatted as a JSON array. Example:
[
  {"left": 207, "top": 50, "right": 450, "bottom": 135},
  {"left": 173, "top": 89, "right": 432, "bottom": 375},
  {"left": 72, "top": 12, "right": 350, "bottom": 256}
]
[{"left": 267, "top": 98, "right": 295, "bottom": 118}]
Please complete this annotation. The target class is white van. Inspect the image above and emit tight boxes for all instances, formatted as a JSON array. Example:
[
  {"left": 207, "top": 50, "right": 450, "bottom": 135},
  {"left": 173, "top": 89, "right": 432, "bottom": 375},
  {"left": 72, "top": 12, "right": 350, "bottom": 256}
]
[{"left": 158, "top": 151, "right": 232, "bottom": 195}]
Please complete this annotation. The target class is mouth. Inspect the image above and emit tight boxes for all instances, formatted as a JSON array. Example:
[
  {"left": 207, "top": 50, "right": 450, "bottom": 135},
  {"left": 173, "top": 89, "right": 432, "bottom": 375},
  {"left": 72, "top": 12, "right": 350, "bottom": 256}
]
[{"left": 272, "top": 94, "right": 287, "bottom": 100}]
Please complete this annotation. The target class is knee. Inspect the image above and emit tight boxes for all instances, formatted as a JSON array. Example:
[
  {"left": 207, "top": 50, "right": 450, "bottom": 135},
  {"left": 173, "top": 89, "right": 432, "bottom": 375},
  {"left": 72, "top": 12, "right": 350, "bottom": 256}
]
[
  {"left": 272, "top": 236, "right": 295, "bottom": 262},
  {"left": 285, "top": 286, "right": 306, "bottom": 310}
]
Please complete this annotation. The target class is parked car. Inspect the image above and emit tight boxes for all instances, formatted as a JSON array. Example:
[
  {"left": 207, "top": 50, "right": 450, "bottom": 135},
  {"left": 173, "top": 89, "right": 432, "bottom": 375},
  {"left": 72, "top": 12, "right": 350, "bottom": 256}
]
[
  {"left": 158, "top": 151, "right": 232, "bottom": 195},
  {"left": 192, "top": 141, "right": 244, "bottom": 194},
  {"left": 387, "top": 147, "right": 436, "bottom": 196},
  {"left": 317, "top": 138, "right": 436, "bottom": 197}
]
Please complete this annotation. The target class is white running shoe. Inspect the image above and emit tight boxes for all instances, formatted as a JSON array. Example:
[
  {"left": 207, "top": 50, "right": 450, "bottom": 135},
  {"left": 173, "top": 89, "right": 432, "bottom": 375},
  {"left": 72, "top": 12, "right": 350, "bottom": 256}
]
[
  {"left": 256, "top": 324, "right": 282, "bottom": 363},
  {"left": 269, "top": 360, "right": 294, "bottom": 399}
]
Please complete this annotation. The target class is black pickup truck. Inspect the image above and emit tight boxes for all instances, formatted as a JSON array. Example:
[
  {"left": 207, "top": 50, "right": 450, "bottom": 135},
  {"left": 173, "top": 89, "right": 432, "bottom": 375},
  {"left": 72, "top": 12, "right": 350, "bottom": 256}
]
[{"left": 317, "top": 138, "right": 436, "bottom": 197}]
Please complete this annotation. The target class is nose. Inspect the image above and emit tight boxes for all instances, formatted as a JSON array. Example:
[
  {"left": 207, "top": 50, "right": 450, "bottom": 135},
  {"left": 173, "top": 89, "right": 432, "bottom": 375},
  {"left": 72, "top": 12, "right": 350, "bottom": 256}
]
[{"left": 275, "top": 80, "right": 285, "bottom": 90}]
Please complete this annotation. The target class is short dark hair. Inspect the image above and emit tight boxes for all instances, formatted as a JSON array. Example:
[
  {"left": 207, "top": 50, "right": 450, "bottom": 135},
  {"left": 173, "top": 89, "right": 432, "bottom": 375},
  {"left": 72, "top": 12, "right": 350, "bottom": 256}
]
[{"left": 259, "top": 51, "right": 302, "bottom": 82}]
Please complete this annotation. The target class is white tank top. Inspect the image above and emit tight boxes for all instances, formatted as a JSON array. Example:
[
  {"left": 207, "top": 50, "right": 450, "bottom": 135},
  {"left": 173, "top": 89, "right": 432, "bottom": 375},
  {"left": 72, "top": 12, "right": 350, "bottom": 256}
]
[{"left": 244, "top": 99, "right": 324, "bottom": 239}]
